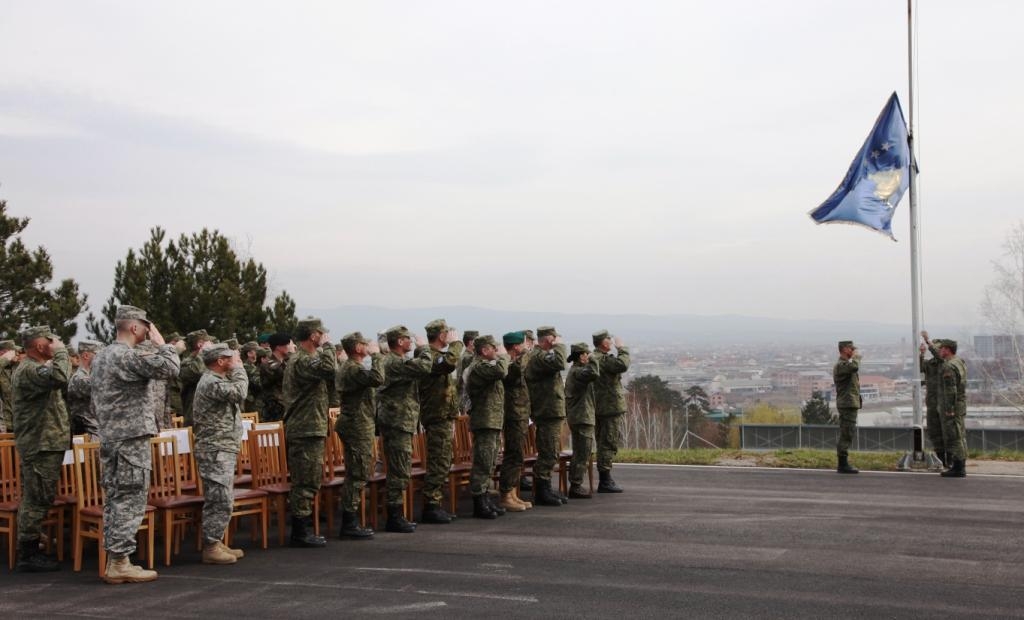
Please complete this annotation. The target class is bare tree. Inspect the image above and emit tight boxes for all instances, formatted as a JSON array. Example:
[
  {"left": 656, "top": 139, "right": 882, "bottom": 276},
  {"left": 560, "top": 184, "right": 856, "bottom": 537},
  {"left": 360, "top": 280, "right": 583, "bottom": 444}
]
[{"left": 978, "top": 221, "right": 1024, "bottom": 411}]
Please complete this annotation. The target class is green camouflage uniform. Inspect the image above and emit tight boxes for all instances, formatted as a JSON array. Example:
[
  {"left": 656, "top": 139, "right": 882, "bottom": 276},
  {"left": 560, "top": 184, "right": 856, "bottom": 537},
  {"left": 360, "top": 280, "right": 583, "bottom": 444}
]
[
  {"left": 920, "top": 342, "right": 946, "bottom": 454},
  {"left": 465, "top": 354, "right": 509, "bottom": 496},
  {"left": 1, "top": 355, "right": 15, "bottom": 432},
  {"left": 565, "top": 357, "right": 600, "bottom": 487},
  {"left": 243, "top": 361, "right": 262, "bottom": 414},
  {"left": 593, "top": 345, "right": 629, "bottom": 473},
  {"left": 67, "top": 365, "right": 100, "bottom": 437},
  {"left": 192, "top": 357, "right": 247, "bottom": 544},
  {"left": 833, "top": 356, "right": 861, "bottom": 458},
  {"left": 166, "top": 367, "right": 183, "bottom": 418},
  {"left": 939, "top": 356, "right": 968, "bottom": 460},
  {"left": 260, "top": 356, "right": 287, "bottom": 422},
  {"left": 282, "top": 345, "right": 337, "bottom": 518},
  {"left": 417, "top": 340, "right": 464, "bottom": 506},
  {"left": 12, "top": 346, "right": 71, "bottom": 545},
  {"left": 524, "top": 344, "right": 568, "bottom": 482},
  {"left": 335, "top": 353, "right": 385, "bottom": 513},
  {"left": 179, "top": 353, "right": 205, "bottom": 425},
  {"left": 500, "top": 354, "right": 531, "bottom": 494},
  {"left": 377, "top": 348, "right": 432, "bottom": 506}
]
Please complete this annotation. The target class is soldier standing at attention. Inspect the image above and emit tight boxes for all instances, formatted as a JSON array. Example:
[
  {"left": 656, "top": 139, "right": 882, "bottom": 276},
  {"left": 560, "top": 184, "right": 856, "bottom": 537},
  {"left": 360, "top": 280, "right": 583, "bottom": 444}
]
[
  {"left": 335, "top": 332, "right": 384, "bottom": 540},
  {"left": 192, "top": 343, "right": 248, "bottom": 564},
  {"left": 919, "top": 331, "right": 948, "bottom": 467},
  {"left": 498, "top": 331, "right": 531, "bottom": 512},
  {"left": 180, "top": 329, "right": 214, "bottom": 425},
  {"left": 67, "top": 340, "right": 103, "bottom": 437},
  {"left": 938, "top": 340, "right": 969, "bottom": 478},
  {"left": 457, "top": 330, "right": 479, "bottom": 413},
  {"left": 259, "top": 333, "right": 292, "bottom": 422},
  {"left": 565, "top": 342, "right": 600, "bottom": 499},
  {"left": 240, "top": 341, "right": 262, "bottom": 414},
  {"left": 282, "top": 318, "right": 336, "bottom": 548},
  {"left": 91, "top": 305, "right": 180, "bottom": 583},
  {"left": 417, "top": 319, "right": 464, "bottom": 525},
  {"left": 377, "top": 325, "right": 431, "bottom": 533},
  {"left": 592, "top": 330, "right": 630, "bottom": 493},
  {"left": 524, "top": 326, "right": 569, "bottom": 507},
  {"left": 11, "top": 326, "right": 70, "bottom": 572},
  {"left": 164, "top": 333, "right": 185, "bottom": 418},
  {"left": 465, "top": 335, "right": 510, "bottom": 518},
  {"left": 0, "top": 339, "right": 17, "bottom": 433},
  {"left": 834, "top": 340, "right": 862, "bottom": 474}
]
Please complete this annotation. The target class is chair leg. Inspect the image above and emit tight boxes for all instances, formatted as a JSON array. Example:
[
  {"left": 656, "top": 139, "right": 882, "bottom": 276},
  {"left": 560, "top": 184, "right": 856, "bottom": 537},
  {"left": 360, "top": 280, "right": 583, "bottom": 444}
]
[
  {"left": 147, "top": 513, "right": 156, "bottom": 570},
  {"left": 260, "top": 498, "right": 269, "bottom": 550}
]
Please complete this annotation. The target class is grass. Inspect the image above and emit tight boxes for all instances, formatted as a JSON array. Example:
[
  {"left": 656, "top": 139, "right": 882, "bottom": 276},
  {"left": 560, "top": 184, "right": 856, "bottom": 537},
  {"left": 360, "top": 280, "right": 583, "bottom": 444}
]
[{"left": 616, "top": 448, "right": 1024, "bottom": 471}]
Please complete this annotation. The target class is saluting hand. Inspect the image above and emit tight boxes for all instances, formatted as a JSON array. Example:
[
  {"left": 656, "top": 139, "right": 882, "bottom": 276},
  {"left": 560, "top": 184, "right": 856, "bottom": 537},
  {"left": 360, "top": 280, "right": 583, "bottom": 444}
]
[{"left": 149, "top": 324, "right": 166, "bottom": 346}]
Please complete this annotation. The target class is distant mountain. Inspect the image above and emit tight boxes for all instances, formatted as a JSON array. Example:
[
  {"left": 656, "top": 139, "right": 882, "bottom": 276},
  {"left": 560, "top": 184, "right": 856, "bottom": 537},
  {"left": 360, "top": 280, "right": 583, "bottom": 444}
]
[{"left": 297, "top": 305, "right": 958, "bottom": 347}]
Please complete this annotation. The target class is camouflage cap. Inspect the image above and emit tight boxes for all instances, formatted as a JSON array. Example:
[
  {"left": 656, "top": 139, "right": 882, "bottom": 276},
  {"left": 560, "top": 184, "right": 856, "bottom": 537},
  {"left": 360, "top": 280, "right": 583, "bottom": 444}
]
[
  {"left": 537, "top": 326, "right": 560, "bottom": 338},
  {"left": 297, "top": 316, "right": 329, "bottom": 334},
  {"left": 523, "top": 329, "right": 535, "bottom": 341},
  {"left": 502, "top": 331, "right": 525, "bottom": 346},
  {"left": 838, "top": 340, "right": 855, "bottom": 350},
  {"left": 255, "top": 348, "right": 270, "bottom": 359},
  {"left": 929, "top": 338, "right": 946, "bottom": 348},
  {"left": 385, "top": 325, "right": 412, "bottom": 341},
  {"left": 77, "top": 340, "right": 104, "bottom": 354},
  {"left": 940, "top": 339, "right": 958, "bottom": 352},
  {"left": 224, "top": 338, "right": 240, "bottom": 350},
  {"left": 425, "top": 319, "right": 448, "bottom": 338},
  {"left": 240, "top": 341, "right": 260, "bottom": 354},
  {"left": 20, "top": 325, "right": 55, "bottom": 344},
  {"left": 0, "top": 340, "right": 16, "bottom": 351},
  {"left": 473, "top": 334, "right": 497, "bottom": 350},
  {"left": 592, "top": 329, "right": 611, "bottom": 345},
  {"left": 15, "top": 346, "right": 24, "bottom": 353},
  {"left": 341, "top": 331, "right": 372, "bottom": 349},
  {"left": 568, "top": 341, "right": 591, "bottom": 362},
  {"left": 462, "top": 330, "right": 479, "bottom": 344},
  {"left": 201, "top": 343, "right": 235, "bottom": 363},
  {"left": 334, "top": 343, "right": 347, "bottom": 352},
  {"left": 186, "top": 329, "right": 213, "bottom": 348},
  {"left": 115, "top": 305, "right": 151, "bottom": 325}
]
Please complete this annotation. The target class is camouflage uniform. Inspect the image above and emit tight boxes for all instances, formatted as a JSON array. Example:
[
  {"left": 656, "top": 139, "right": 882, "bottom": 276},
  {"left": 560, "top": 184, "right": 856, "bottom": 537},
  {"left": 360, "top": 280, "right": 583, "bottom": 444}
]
[
  {"left": 565, "top": 348, "right": 600, "bottom": 488},
  {"left": 12, "top": 339, "right": 71, "bottom": 546},
  {"left": 377, "top": 346, "right": 432, "bottom": 506},
  {"left": 524, "top": 339, "right": 568, "bottom": 482},
  {"left": 282, "top": 344, "right": 337, "bottom": 519},
  {"left": 417, "top": 322, "right": 464, "bottom": 508},
  {"left": 939, "top": 355, "right": 968, "bottom": 461},
  {"left": 259, "top": 355, "right": 287, "bottom": 422},
  {"left": 921, "top": 341, "right": 946, "bottom": 456},
  {"left": 833, "top": 351, "right": 861, "bottom": 458},
  {"left": 179, "top": 353, "right": 205, "bottom": 426},
  {"left": 465, "top": 350, "right": 509, "bottom": 496},
  {"left": 0, "top": 341, "right": 16, "bottom": 432},
  {"left": 92, "top": 334, "right": 180, "bottom": 558},
  {"left": 242, "top": 342, "right": 263, "bottom": 414},
  {"left": 592, "top": 336, "right": 630, "bottom": 474},
  {"left": 192, "top": 348, "right": 248, "bottom": 544},
  {"left": 456, "top": 330, "right": 478, "bottom": 413},
  {"left": 67, "top": 365, "right": 100, "bottom": 437},
  {"left": 335, "top": 350, "right": 385, "bottom": 514},
  {"left": 500, "top": 349, "right": 531, "bottom": 494}
]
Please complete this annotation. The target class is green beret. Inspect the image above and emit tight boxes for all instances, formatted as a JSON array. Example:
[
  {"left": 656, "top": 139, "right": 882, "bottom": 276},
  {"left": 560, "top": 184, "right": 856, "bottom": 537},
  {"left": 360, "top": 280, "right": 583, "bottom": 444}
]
[
  {"left": 201, "top": 343, "right": 235, "bottom": 363},
  {"left": 385, "top": 325, "right": 412, "bottom": 341},
  {"left": 568, "top": 342, "right": 591, "bottom": 363},
  {"left": 502, "top": 331, "right": 525, "bottom": 346},
  {"left": 838, "top": 340, "right": 855, "bottom": 350},
  {"left": 77, "top": 340, "right": 104, "bottom": 354},
  {"left": 0, "top": 340, "right": 16, "bottom": 351},
  {"left": 537, "top": 326, "right": 560, "bottom": 338},
  {"left": 21, "top": 325, "right": 55, "bottom": 344},
  {"left": 257, "top": 332, "right": 273, "bottom": 344},
  {"left": 592, "top": 329, "right": 611, "bottom": 346},
  {"left": 425, "top": 319, "right": 448, "bottom": 338},
  {"left": 473, "top": 335, "right": 497, "bottom": 350},
  {"left": 115, "top": 305, "right": 151, "bottom": 324},
  {"left": 297, "top": 316, "right": 329, "bottom": 334}
]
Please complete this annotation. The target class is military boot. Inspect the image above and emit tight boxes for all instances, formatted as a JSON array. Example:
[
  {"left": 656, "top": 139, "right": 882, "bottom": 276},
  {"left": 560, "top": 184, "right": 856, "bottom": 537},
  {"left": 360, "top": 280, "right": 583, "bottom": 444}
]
[
  {"left": 499, "top": 491, "right": 526, "bottom": 512},
  {"left": 103, "top": 555, "right": 158, "bottom": 584},
  {"left": 15, "top": 540, "right": 59, "bottom": 573},
  {"left": 220, "top": 541, "right": 245, "bottom": 559},
  {"left": 941, "top": 459, "right": 967, "bottom": 478},
  {"left": 202, "top": 541, "right": 238, "bottom": 565},
  {"left": 473, "top": 494, "right": 498, "bottom": 519},
  {"left": 534, "top": 479, "right": 562, "bottom": 507},
  {"left": 289, "top": 515, "right": 327, "bottom": 547},
  {"left": 339, "top": 511, "right": 374, "bottom": 539},
  {"left": 385, "top": 504, "right": 417, "bottom": 533},
  {"left": 935, "top": 450, "right": 948, "bottom": 468},
  {"left": 513, "top": 488, "right": 532, "bottom": 509},
  {"left": 837, "top": 455, "right": 860, "bottom": 474},
  {"left": 598, "top": 470, "right": 624, "bottom": 492},
  {"left": 519, "top": 476, "right": 533, "bottom": 492},
  {"left": 420, "top": 502, "right": 454, "bottom": 524},
  {"left": 569, "top": 484, "right": 592, "bottom": 499},
  {"left": 484, "top": 494, "right": 506, "bottom": 516}
]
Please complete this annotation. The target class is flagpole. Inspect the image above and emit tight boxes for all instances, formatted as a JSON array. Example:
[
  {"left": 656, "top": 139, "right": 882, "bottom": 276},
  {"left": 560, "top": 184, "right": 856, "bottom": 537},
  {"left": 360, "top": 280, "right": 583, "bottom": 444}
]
[{"left": 907, "top": 0, "right": 925, "bottom": 434}]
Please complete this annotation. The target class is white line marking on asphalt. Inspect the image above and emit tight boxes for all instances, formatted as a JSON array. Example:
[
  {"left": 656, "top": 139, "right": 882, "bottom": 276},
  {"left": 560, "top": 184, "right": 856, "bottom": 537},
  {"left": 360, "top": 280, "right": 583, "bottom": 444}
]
[
  {"left": 616, "top": 462, "right": 1024, "bottom": 478},
  {"left": 357, "top": 601, "right": 448, "bottom": 614},
  {"left": 353, "top": 566, "right": 519, "bottom": 579}
]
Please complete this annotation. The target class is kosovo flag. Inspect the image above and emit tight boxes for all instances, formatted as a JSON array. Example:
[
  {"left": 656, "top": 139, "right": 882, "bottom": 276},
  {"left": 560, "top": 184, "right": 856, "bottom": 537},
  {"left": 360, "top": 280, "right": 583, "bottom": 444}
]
[{"left": 809, "top": 92, "right": 911, "bottom": 239}]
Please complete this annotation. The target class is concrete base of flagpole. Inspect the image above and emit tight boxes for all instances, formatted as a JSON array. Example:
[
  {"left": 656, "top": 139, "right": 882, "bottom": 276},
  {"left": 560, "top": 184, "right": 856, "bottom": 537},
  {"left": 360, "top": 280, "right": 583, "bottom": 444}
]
[{"left": 897, "top": 426, "right": 944, "bottom": 471}]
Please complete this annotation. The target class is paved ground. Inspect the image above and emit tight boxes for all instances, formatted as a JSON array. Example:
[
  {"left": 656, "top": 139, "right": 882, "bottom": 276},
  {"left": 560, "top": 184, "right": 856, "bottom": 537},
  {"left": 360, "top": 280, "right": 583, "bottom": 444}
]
[{"left": 4, "top": 464, "right": 1024, "bottom": 619}]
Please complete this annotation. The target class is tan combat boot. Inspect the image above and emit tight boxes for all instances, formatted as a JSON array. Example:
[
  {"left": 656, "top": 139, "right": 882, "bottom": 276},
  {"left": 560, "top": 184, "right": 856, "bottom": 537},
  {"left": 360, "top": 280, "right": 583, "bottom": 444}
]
[
  {"left": 219, "top": 541, "right": 245, "bottom": 559},
  {"left": 514, "top": 488, "right": 532, "bottom": 509},
  {"left": 202, "top": 542, "right": 238, "bottom": 565},
  {"left": 103, "top": 556, "right": 158, "bottom": 584},
  {"left": 499, "top": 491, "right": 527, "bottom": 512}
]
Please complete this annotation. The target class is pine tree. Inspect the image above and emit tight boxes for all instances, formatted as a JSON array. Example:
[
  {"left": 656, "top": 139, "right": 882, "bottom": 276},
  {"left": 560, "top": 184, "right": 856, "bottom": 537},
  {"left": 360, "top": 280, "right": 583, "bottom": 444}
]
[
  {"left": 265, "top": 290, "right": 298, "bottom": 335},
  {"left": 801, "top": 390, "right": 836, "bottom": 425}
]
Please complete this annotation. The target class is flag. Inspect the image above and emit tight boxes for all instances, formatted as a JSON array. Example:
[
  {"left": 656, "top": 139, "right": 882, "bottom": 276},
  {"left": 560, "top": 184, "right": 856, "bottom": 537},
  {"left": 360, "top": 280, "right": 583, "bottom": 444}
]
[{"left": 809, "top": 92, "right": 911, "bottom": 239}]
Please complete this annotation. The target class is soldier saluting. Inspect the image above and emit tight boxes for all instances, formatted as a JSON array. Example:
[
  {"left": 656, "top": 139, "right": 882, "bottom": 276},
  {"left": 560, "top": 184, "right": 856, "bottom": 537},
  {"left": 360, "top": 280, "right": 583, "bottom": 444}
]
[{"left": 834, "top": 340, "right": 861, "bottom": 474}]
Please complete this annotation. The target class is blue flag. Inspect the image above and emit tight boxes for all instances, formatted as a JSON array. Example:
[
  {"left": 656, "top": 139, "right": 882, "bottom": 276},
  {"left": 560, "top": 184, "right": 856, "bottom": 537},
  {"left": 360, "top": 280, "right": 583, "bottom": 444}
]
[{"left": 809, "top": 92, "right": 911, "bottom": 239}]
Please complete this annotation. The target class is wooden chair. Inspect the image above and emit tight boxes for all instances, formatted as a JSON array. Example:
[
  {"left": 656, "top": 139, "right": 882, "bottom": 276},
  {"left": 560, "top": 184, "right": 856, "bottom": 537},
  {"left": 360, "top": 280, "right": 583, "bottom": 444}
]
[
  {"left": 71, "top": 441, "right": 156, "bottom": 576},
  {"left": 366, "top": 437, "right": 388, "bottom": 529},
  {"left": 171, "top": 415, "right": 185, "bottom": 428},
  {"left": 194, "top": 467, "right": 269, "bottom": 552},
  {"left": 1, "top": 439, "right": 66, "bottom": 569},
  {"left": 557, "top": 431, "right": 595, "bottom": 495},
  {"left": 234, "top": 421, "right": 255, "bottom": 488},
  {"left": 250, "top": 427, "right": 319, "bottom": 544},
  {"left": 447, "top": 416, "right": 474, "bottom": 515},
  {"left": 148, "top": 436, "right": 204, "bottom": 566},
  {"left": 319, "top": 432, "right": 347, "bottom": 533},
  {"left": 241, "top": 411, "right": 260, "bottom": 424},
  {"left": 407, "top": 431, "right": 428, "bottom": 521}
]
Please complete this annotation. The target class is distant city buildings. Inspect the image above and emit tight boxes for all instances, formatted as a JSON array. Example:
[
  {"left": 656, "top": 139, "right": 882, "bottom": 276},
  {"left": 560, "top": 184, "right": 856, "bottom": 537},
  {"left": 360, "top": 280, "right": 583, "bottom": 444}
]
[{"left": 973, "top": 335, "right": 1024, "bottom": 359}]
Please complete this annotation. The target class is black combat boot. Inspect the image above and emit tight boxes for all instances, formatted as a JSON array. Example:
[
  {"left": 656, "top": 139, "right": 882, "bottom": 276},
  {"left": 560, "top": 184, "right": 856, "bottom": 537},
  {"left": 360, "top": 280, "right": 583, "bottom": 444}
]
[
  {"left": 597, "top": 470, "right": 624, "bottom": 492},
  {"left": 472, "top": 494, "right": 497, "bottom": 519},
  {"left": 483, "top": 494, "right": 505, "bottom": 516},
  {"left": 837, "top": 455, "right": 860, "bottom": 474},
  {"left": 569, "top": 484, "right": 592, "bottom": 499},
  {"left": 290, "top": 515, "right": 327, "bottom": 547},
  {"left": 339, "top": 511, "right": 374, "bottom": 540},
  {"left": 534, "top": 479, "right": 562, "bottom": 507},
  {"left": 941, "top": 459, "right": 967, "bottom": 478},
  {"left": 385, "top": 504, "right": 417, "bottom": 533},
  {"left": 420, "top": 502, "right": 454, "bottom": 524},
  {"left": 519, "top": 476, "right": 533, "bottom": 492},
  {"left": 935, "top": 450, "right": 948, "bottom": 468},
  {"left": 16, "top": 540, "right": 59, "bottom": 573}
]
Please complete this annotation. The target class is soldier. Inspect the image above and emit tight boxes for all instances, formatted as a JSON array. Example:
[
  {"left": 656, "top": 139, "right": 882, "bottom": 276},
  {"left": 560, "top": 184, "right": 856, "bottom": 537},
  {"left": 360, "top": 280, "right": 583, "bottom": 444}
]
[
  {"left": 91, "top": 305, "right": 179, "bottom": 583},
  {"left": 377, "top": 325, "right": 431, "bottom": 533},
  {"left": 464, "top": 335, "right": 510, "bottom": 518},
  {"left": 517, "top": 329, "right": 536, "bottom": 495},
  {"left": 11, "top": 325, "right": 70, "bottom": 572},
  {"left": 180, "top": 329, "right": 214, "bottom": 425},
  {"left": 0, "top": 339, "right": 17, "bottom": 433},
  {"left": 938, "top": 340, "right": 968, "bottom": 478},
  {"left": 524, "top": 325, "right": 569, "bottom": 506},
  {"left": 240, "top": 341, "right": 262, "bottom": 414},
  {"left": 566, "top": 342, "right": 600, "bottom": 499},
  {"left": 416, "top": 319, "right": 464, "bottom": 524},
  {"left": 282, "top": 317, "right": 336, "bottom": 547},
  {"left": 920, "top": 331, "right": 947, "bottom": 467},
  {"left": 457, "top": 330, "right": 479, "bottom": 412},
  {"left": 834, "top": 340, "right": 862, "bottom": 474},
  {"left": 67, "top": 340, "right": 104, "bottom": 437},
  {"left": 498, "top": 331, "right": 532, "bottom": 512},
  {"left": 592, "top": 330, "right": 630, "bottom": 493},
  {"left": 165, "top": 333, "right": 185, "bottom": 419},
  {"left": 335, "top": 332, "right": 383, "bottom": 539},
  {"left": 192, "top": 343, "right": 248, "bottom": 564},
  {"left": 260, "top": 333, "right": 292, "bottom": 422}
]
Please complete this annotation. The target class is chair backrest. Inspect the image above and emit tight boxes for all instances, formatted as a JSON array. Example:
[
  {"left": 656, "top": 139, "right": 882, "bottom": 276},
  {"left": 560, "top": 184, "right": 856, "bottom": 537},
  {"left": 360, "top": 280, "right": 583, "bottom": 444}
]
[
  {"left": 0, "top": 432, "right": 14, "bottom": 440},
  {"left": 524, "top": 423, "right": 538, "bottom": 458},
  {"left": 237, "top": 420, "right": 254, "bottom": 476},
  {"left": 71, "top": 441, "right": 103, "bottom": 509},
  {"left": 452, "top": 416, "right": 473, "bottom": 465},
  {"left": 411, "top": 431, "right": 426, "bottom": 467},
  {"left": 159, "top": 428, "right": 198, "bottom": 491},
  {"left": 328, "top": 408, "right": 340, "bottom": 424},
  {"left": 241, "top": 411, "right": 260, "bottom": 424},
  {"left": 250, "top": 427, "right": 288, "bottom": 487},
  {"left": 0, "top": 439, "right": 20, "bottom": 503},
  {"left": 171, "top": 415, "right": 185, "bottom": 428},
  {"left": 323, "top": 432, "right": 345, "bottom": 483},
  {"left": 149, "top": 436, "right": 182, "bottom": 500}
]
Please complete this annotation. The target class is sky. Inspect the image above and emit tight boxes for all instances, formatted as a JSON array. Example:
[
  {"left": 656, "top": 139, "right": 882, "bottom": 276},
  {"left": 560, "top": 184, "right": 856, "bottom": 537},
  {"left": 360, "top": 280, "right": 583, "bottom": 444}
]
[{"left": 1, "top": 0, "right": 1021, "bottom": 331}]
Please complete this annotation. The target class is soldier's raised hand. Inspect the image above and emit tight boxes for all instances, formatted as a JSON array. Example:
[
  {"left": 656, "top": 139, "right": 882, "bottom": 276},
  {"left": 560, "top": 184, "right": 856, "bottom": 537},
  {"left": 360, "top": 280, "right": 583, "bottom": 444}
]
[
  {"left": 921, "top": 330, "right": 929, "bottom": 343},
  {"left": 613, "top": 336, "right": 624, "bottom": 348},
  {"left": 48, "top": 336, "right": 66, "bottom": 354},
  {"left": 415, "top": 334, "right": 427, "bottom": 347},
  {"left": 367, "top": 339, "right": 380, "bottom": 355},
  {"left": 919, "top": 343, "right": 927, "bottom": 354},
  {"left": 149, "top": 323, "right": 166, "bottom": 346}
]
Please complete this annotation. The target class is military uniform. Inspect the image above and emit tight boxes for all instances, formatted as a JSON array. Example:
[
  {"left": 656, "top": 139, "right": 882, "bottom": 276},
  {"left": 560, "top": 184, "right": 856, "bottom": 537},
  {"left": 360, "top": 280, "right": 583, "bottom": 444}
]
[
  {"left": 939, "top": 342, "right": 968, "bottom": 477},
  {"left": 0, "top": 340, "right": 16, "bottom": 433},
  {"left": 456, "top": 330, "right": 478, "bottom": 413},
  {"left": 592, "top": 330, "right": 630, "bottom": 491},
  {"left": 417, "top": 319, "right": 465, "bottom": 520},
  {"left": 833, "top": 340, "right": 861, "bottom": 473},
  {"left": 335, "top": 333, "right": 384, "bottom": 526},
  {"left": 500, "top": 333, "right": 531, "bottom": 496},
  {"left": 920, "top": 340, "right": 947, "bottom": 461},
  {"left": 524, "top": 326, "right": 568, "bottom": 505},
  {"left": 260, "top": 355, "right": 287, "bottom": 422},
  {"left": 465, "top": 339, "right": 509, "bottom": 498},
  {"left": 180, "top": 329, "right": 213, "bottom": 425},
  {"left": 12, "top": 327, "right": 71, "bottom": 571},
  {"left": 67, "top": 342, "right": 103, "bottom": 438},
  {"left": 565, "top": 343, "right": 600, "bottom": 494},
  {"left": 241, "top": 341, "right": 262, "bottom": 414}
]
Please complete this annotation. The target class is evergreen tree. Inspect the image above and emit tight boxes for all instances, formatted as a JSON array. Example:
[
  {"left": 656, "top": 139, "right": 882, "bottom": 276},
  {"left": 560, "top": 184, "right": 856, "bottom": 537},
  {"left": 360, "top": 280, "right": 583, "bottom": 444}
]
[
  {"left": 801, "top": 390, "right": 836, "bottom": 425},
  {"left": 265, "top": 290, "right": 298, "bottom": 335}
]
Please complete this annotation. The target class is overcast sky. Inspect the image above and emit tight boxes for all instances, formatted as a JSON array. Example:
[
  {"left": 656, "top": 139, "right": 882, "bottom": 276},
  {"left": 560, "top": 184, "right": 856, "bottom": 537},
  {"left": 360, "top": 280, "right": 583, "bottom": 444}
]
[{"left": 1, "top": 1, "right": 1021, "bottom": 331}]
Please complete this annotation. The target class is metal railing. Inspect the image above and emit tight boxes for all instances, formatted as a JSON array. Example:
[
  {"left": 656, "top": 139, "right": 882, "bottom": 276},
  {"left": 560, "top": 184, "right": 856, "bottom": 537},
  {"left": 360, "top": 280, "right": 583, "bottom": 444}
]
[{"left": 740, "top": 424, "right": 1024, "bottom": 452}]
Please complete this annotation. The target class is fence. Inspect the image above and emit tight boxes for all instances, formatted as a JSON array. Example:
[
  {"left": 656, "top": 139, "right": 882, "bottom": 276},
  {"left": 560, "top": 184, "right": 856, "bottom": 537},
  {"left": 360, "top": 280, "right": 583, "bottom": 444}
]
[{"left": 740, "top": 424, "right": 1024, "bottom": 453}]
